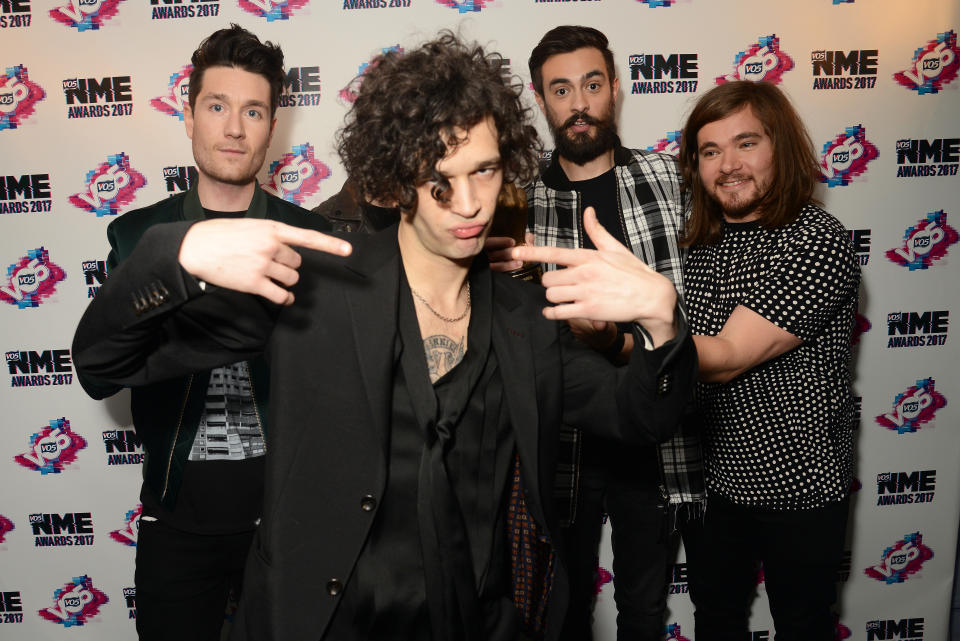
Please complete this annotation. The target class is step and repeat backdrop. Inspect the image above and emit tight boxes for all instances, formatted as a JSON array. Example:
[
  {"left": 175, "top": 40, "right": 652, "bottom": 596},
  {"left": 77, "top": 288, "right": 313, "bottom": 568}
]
[{"left": 1, "top": 0, "right": 958, "bottom": 639}]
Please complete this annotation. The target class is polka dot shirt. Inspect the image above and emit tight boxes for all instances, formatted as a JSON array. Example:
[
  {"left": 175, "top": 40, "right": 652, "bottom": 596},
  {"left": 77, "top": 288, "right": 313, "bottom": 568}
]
[{"left": 685, "top": 204, "right": 860, "bottom": 510}]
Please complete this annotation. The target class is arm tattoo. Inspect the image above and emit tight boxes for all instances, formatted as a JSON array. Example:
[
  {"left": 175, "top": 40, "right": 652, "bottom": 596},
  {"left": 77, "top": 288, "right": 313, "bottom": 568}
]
[{"left": 423, "top": 334, "right": 465, "bottom": 383}]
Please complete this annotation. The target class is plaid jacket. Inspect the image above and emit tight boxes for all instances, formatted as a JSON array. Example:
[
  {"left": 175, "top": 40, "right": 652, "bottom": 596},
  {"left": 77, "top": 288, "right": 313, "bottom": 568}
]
[{"left": 526, "top": 145, "right": 705, "bottom": 524}]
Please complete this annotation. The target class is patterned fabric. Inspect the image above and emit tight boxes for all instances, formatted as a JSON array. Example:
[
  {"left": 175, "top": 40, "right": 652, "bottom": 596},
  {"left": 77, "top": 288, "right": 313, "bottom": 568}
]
[
  {"left": 526, "top": 145, "right": 706, "bottom": 513},
  {"left": 685, "top": 205, "right": 859, "bottom": 510},
  {"left": 507, "top": 455, "right": 554, "bottom": 640}
]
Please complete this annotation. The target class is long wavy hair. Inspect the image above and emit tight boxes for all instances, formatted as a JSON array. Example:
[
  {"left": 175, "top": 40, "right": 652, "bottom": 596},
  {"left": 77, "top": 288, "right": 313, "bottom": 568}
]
[
  {"left": 678, "top": 81, "right": 821, "bottom": 247},
  {"left": 336, "top": 32, "right": 540, "bottom": 214}
]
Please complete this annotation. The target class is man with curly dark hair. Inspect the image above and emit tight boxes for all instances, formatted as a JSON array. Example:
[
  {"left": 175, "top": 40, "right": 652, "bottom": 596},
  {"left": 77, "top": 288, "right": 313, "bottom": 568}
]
[{"left": 72, "top": 32, "right": 696, "bottom": 641}]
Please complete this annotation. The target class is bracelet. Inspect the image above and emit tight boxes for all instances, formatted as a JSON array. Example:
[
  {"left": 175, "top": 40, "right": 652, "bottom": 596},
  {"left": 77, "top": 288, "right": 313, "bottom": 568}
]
[{"left": 600, "top": 328, "right": 625, "bottom": 361}]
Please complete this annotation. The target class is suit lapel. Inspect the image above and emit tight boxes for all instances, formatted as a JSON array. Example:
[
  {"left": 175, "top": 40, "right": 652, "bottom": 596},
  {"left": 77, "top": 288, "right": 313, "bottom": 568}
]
[
  {"left": 491, "top": 278, "right": 547, "bottom": 526},
  {"left": 344, "top": 227, "right": 402, "bottom": 457}
]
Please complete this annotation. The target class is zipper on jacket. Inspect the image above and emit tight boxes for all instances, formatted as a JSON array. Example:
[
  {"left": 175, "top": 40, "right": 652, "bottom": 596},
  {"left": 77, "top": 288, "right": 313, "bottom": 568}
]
[
  {"left": 161, "top": 374, "right": 194, "bottom": 501},
  {"left": 243, "top": 360, "right": 267, "bottom": 451}
]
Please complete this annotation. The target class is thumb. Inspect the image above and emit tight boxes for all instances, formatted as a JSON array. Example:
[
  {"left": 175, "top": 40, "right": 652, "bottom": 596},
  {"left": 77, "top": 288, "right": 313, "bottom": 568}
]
[{"left": 583, "top": 207, "right": 631, "bottom": 255}]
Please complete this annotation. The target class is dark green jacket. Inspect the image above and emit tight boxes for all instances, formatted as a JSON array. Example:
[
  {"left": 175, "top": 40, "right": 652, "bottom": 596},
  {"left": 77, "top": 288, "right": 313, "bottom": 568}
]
[{"left": 76, "top": 185, "right": 331, "bottom": 509}]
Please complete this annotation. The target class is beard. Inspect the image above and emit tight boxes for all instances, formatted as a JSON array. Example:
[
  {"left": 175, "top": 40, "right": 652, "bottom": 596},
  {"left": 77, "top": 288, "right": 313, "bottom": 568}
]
[
  {"left": 708, "top": 174, "right": 770, "bottom": 220},
  {"left": 548, "top": 106, "right": 619, "bottom": 166}
]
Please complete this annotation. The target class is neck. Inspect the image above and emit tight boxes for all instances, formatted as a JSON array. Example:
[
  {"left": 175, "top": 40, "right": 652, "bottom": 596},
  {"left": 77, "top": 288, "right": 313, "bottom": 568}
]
[
  {"left": 397, "top": 225, "right": 471, "bottom": 308},
  {"left": 196, "top": 176, "right": 256, "bottom": 212},
  {"left": 557, "top": 147, "right": 615, "bottom": 182}
]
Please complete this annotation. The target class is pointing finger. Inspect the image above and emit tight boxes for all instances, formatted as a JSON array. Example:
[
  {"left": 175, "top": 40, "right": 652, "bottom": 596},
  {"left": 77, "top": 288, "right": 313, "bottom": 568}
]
[{"left": 273, "top": 224, "right": 353, "bottom": 257}]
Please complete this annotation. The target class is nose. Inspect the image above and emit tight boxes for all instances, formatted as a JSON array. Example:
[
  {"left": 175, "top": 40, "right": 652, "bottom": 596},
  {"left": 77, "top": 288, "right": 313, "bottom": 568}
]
[
  {"left": 448, "top": 178, "right": 481, "bottom": 219},
  {"left": 719, "top": 148, "right": 742, "bottom": 174},
  {"left": 570, "top": 88, "right": 588, "bottom": 114},
  {"left": 225, "top": 108, "right": 244, "bottom": 139}
]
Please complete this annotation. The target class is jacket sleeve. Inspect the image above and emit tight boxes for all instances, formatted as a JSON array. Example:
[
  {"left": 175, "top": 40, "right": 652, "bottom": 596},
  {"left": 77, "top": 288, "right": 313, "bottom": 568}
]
[
  {"left": 559, "top": 308, "right": 698, "bottom": 445},
  {"left": 72, "top": 221, "right": 279, "bottom": 389}
]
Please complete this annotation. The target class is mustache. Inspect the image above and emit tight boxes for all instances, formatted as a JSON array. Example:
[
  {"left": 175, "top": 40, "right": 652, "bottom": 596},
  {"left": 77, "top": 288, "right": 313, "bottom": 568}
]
[{"left": 562, "top": 112, "right": 600, "bottom": 130}]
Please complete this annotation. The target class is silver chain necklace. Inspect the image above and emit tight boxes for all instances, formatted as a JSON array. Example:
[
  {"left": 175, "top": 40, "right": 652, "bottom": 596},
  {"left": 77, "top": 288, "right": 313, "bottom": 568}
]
[{"left": 410, "top": 283, "right": 471, "bottom": 323}]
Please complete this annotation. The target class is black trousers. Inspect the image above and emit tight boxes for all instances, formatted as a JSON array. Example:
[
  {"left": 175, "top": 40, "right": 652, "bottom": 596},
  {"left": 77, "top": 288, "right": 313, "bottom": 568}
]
[
  {"left": 134, "top": 518, "right": 255, "bottom": 641},
  {"left": 558, "top": 453, "right": 670, "bottom": 641},
  {"left": 680, "top": 495, "right": 849, "bottom": 641}
]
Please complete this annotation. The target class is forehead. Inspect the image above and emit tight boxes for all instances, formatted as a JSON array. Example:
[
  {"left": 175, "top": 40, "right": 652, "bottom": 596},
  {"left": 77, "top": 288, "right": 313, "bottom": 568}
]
[
  {"left": 196, "top": 66, "right": 271, "bottom": 102},
  {"left": 696, "top": 105, "right": 767, "bottom": 144},
  {"left": 436, "top": 117, "right": 500, "bottom": 174},
  {"left": 540, "top": 47, "right": 609, "bottom": 83}
]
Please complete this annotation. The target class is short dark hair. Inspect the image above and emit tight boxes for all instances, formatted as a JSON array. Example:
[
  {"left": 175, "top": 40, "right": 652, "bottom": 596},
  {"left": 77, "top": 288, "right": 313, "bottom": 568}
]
[
  {"left": 188, "top": 24, "right": 285, "bottom": 117},
  {"left": 528, "top": 25, "right": 616, "bottom": 96},
  {"left": 337, "top": 32, "right": 540, "bottom": 213},
  {"left": 679, "top": 81, "right": 821, "bottom": 247}
]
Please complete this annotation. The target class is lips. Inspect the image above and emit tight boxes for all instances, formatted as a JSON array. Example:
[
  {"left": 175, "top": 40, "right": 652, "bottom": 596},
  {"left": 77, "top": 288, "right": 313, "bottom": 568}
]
[
  {"left": 716, "top": 175, "right": 751, "bottom": 189},
  {"left": 451, "top": 224, "right": 487, "bottom": 239},
  {"left": 564, "top": 112, "right": 597, "bottom": 134}
]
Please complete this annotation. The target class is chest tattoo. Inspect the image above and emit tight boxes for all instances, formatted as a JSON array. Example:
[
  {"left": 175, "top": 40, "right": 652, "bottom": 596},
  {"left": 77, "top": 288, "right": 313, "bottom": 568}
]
[{"left": 423, "top": 334, "right": 465, "bottom": 383}]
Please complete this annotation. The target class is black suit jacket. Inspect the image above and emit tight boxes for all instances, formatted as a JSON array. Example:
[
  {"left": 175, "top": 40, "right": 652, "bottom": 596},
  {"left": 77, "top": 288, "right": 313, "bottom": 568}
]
[{"left": 72, "top": 221, "right": 697, "bottom": 641}]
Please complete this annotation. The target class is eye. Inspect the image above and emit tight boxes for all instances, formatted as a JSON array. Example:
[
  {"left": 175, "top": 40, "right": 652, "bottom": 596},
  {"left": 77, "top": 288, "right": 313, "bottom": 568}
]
[
  {"left": 246, "top": 109, "right": 263, "bottom": 119},
  {"left": 554, "top": 87, "right": 568, "bottom": 97},
  {"left": 587, "top": 82, "right": 601, "bottom": 91},
  {"left": 210, "top": 103, "right": 223, "bottom": 113}
]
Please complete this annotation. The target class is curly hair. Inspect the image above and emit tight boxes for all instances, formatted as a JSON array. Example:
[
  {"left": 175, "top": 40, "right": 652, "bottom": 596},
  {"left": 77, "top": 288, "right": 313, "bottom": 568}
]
[
  {"left": 337, "top": 32, "right": 541, "bottom": 213},
  {"left": 188, "top": 24, "right": 285, "bottom": 118},
  {"left": 679, "top": 81, "right": 821, "bottom": 246}
]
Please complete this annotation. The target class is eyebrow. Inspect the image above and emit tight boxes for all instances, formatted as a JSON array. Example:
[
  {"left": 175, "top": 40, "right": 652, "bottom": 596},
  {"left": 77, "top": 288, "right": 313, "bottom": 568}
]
[
  {"left": 698, "top": 131, "right": 763, "bottom": 153},
  {"left": 438, "top": 156, "right": 501, "bottom": 178},
  {"left": 547, "top": 69, "right": 606, "bottom": 89},
  {"left": 202, "top": 93, "right": 270, "bottom": 111}
]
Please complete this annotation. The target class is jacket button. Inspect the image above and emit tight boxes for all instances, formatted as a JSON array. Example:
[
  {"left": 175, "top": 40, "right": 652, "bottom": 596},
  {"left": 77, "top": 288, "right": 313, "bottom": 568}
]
[
  {"left": 326, "top": 579, "right": 343, "bottom": 596},
  {"left": 360, "top": 495, "right": 377, "bottom": 512},
  {"left": 657, "top": 374, "right": 672, "bottom": 396}
]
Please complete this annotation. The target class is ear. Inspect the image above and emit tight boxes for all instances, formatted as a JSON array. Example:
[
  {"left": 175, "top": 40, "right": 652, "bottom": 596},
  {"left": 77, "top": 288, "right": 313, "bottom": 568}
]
[
  {"left": 534, "top": 91, "right": 545, "bottom": 115},
  {"left": 184, "top": 103, "right": 194, "bottom": 140},
  {"left": 268, "top": 116, "right": 277, "bottom": 145},
  {"left": 612, "top": 76, "right": 620, "bottom": 105}
]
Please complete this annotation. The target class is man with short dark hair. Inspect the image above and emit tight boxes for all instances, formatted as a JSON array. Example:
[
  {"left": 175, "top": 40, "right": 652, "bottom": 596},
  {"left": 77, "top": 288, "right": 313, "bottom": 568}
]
[
  {"left": 72, "top": 32, "right": 696, "bottom": 641},
  {"left": 74, "top": 24, "right": 330, "bottom": 641},
  {"left": 502, "top": 25, "right": 704, "bottom": 641},
  {"left": 677, "top": 80, "right": 859, "bottom": 641}
]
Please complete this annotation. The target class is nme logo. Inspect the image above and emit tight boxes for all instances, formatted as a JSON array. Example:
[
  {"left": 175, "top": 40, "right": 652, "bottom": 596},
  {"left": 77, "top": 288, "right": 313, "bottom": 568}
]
[
  {"left": 812, "top": 49, "right": 878, "bottom": 75},
  {"left": 886, "top": 311, "right": 948, "bottom": 348},
  {"left": 876, "top": 470, "right": 935, "bottom": 506},
  {"left": 62, "top": 76, "right": 131, "bottom": 104},
  {"left": 849, "top": 229, "right": 871, "bottom": 265},
  {"left": 163, "top": 165, "right": 197, "bottom": 196},
  {"left": 629, "top": 54, "right": 698, "bottom": 95},
  {"left": 278, "top": 66, "right": 321, "bottom": 108},
  {"left": 866, "top": 618, "right": 924, "bottom": 640}
]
